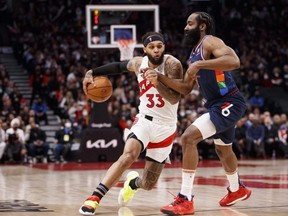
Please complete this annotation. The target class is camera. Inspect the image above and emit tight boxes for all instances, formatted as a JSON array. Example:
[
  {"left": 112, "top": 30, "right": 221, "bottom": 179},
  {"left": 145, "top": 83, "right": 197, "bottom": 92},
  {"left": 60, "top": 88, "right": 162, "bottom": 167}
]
[{"left": 8, "top": 133, "right": 18, "bottom": 144}]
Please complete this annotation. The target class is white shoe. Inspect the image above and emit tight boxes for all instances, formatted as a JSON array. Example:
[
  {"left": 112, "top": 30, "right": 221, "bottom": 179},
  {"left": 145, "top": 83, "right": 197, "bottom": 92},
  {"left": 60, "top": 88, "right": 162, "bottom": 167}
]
[
  {"left": 42, "top": 157, "right": 48, "bottom": 164},
  {"left": 33, "top": 157, "right": 37, "bottom": 164}
]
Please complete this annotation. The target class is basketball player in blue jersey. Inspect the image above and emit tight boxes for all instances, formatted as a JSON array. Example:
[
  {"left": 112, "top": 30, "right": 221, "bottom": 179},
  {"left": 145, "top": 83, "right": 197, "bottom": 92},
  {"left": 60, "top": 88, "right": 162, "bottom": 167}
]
[
  {"left": 79, "top": 32, "right": 184, "bottom": 215},
  {"left": 144, "top": 12, "right": 251, "bottom": 215}
]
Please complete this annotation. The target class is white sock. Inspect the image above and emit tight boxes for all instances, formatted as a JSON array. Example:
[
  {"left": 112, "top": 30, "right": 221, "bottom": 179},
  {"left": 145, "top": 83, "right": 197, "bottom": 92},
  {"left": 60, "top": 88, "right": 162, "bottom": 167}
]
[
  {"left": 226, "top": 170, "right": 239, "bottom": 192},
  {"left": 180, "top": 169, "right": 195, "bottom": 201}
]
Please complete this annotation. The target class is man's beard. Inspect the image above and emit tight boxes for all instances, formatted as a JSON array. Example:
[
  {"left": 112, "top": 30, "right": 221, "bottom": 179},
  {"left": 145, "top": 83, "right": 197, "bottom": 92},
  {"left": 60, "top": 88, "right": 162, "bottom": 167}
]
[
  {"left": 146, "top": 52, "right": 164, "bottom": 65},
  {"left": 183, "top": 26, "right": 201, "bottom": 47}
]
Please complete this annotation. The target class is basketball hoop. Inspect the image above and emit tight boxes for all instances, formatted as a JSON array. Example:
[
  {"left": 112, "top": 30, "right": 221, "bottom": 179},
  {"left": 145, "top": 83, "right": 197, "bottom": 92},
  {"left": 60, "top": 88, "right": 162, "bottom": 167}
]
[{"left": 117, "top": 39, "right": 136, "bottom": 61}]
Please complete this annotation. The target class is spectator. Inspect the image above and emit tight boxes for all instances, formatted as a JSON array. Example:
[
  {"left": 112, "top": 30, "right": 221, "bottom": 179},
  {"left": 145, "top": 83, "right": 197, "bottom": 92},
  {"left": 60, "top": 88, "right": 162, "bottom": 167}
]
[
  {"left": 271, "top": 67, "right": 283, "bottom": 87},
  {"left": 263, "top": 116, "right": 281, "bottom": 158},
  {"left": 67, "top": 100, "right": 85, "bottom": 124},
  {"left": 280, "top": 113, "right": 288, "bottom": 128},
  {"left": 278, "top": 114, "right": 288, "bottom": 158},
  {"left": 233, "top": 117, "right": 249, "bottom": 159},
  {"left": 54, "top": 121, "right": 75, "bottom": 163},
  {"left": 19, "top": 105, "right": 31, "bottom": 125},
  {"left": 1, "top": 94, "right": 15, "bottom": 120},
  {"left": 249, "top": 89, "right": 265, "bottom": 111},
  {"left": 30, "top": 65, "right": 43, "bottom": 105},
  {"left": 247, "top": 72, "right": 262, "bottom": 98},
  {"left": 245, "top": 113, "right": 255, "bottom": 128},
  {"left": 0, "top": 119, "right": 6, "bottom": 162},
  {"left": 198, "top": 138, "right": 217, "bottom": 160},
  {"left": 58, "top": 90, "right": 74, "bottom": 120},
  {"left": 10, "top": 86, "right": 23, "bottom": 115},
  {"left": 246, "top": 114, "right": 266, "bottom": 158},
  {"left": 5, "top": 118, "right": 26, "bottom": 163},
  {"left": 27, "top": 122, "right": 49, "bottom": 163},
  {"left": 31, "top": 95, "right": 48, "bottom": 125},
  {"left": 170, "top": 136, "right": 182, "bottom": 161},
  {"left": 273, "top": 114, "right": 282, "bottom": 128}
]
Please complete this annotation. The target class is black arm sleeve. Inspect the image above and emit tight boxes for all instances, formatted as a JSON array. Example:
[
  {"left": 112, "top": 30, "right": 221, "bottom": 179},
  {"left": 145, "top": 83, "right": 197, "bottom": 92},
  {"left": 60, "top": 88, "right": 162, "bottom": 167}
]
[{"left": 92, "top": 60, "right": 129, "bottom": 76}]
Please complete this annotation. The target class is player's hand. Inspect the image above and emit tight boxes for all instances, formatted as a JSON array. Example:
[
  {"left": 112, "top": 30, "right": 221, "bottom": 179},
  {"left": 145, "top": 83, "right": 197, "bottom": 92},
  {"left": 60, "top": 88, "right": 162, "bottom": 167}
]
[
  {"left": 140, "top": 67, "right": 149, "bottom": 76},
  {"left": 142, "top": 68, "right": 159, "bottom": 86},
  {"left": 186, "top": 62, "right": 199, "bottom": 79},
  {"left": 139, "top": 67, "right": 150, "bottom": 78},
  {"left": 83, "top": 70, "right": 94, "bottom": 95}
]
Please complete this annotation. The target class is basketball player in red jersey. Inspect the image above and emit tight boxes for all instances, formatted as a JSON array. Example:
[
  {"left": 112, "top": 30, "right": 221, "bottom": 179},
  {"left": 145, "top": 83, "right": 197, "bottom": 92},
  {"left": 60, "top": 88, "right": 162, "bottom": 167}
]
[
  {"left": 144, "top": 12, "right": 251, "bottom": 215},
  {"left": 79, "top": 32, "right": 183, "bottom": 215}
]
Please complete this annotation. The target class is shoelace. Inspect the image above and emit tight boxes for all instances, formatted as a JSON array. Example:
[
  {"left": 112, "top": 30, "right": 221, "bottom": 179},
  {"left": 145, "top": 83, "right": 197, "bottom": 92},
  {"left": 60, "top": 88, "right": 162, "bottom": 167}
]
[
  {"left": 167, "top": 191, "right": 187, "bottom": 206},
  {"left": 172, "top": 197, "right": 186, "bottom": 206},
  {"left": 223, "top": 188, "right": 242, "bottom": 201}
]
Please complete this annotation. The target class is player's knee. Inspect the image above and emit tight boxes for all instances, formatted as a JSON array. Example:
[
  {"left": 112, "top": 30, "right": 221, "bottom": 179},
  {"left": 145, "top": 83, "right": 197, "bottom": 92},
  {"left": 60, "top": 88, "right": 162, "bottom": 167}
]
[
  {"left": 181, "top": 132, "right": 197, "bottom": 147},
  {"left": 118, "top": 152, "right": 138, "bottom": 167}
]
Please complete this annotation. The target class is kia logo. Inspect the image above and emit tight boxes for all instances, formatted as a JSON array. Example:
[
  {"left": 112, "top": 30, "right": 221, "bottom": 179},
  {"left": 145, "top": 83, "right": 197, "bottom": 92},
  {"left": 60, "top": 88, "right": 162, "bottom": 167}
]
[{"left": 86, "top": 139, "right": 118, "bottom": 148}]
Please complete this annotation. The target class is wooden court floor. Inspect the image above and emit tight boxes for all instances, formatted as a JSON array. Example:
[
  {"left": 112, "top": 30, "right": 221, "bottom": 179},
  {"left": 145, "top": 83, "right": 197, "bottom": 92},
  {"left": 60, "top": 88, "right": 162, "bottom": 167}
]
[{"left": 0, "top": 159, "right": 288, "bottom": 216}]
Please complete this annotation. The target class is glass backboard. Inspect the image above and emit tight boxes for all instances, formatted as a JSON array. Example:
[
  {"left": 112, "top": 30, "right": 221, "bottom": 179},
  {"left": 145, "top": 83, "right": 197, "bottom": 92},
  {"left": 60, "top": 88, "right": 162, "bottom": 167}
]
[{"left": 86, "top": 5, "right": 159, "bottom": 48}]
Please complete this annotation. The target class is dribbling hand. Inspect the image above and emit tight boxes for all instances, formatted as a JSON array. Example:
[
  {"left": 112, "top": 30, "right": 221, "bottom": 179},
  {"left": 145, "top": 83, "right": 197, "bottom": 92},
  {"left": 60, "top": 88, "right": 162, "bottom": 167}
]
[{"left": 83, "top": 70, "right": 94, "bottom": 95}]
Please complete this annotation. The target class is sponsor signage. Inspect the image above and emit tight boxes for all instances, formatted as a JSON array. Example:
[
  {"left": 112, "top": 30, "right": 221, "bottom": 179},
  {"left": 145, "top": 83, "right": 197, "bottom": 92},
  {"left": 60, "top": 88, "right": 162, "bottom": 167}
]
[{"left": 79, "top": 128, "right": 124, "bottom": 162}]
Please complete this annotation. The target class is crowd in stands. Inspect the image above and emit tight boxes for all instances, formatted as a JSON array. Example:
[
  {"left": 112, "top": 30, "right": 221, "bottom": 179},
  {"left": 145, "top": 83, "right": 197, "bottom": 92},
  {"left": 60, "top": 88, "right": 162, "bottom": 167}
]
[{"left": 0, "top": 0, "right": 287, "bottom": 164}]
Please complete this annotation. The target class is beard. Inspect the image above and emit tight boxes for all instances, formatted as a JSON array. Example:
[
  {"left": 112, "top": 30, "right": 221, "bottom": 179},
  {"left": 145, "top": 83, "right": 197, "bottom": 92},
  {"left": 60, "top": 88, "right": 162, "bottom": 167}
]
[
  {"left": 146, "top": 52, "right": 164, "bottom": 65},
  {"left": 183, "top": 25, "right": 201, "bottom": 47}
]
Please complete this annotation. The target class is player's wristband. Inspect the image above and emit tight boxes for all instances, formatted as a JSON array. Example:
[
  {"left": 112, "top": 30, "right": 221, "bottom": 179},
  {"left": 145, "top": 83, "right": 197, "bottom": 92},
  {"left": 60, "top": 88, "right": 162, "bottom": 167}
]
[{"left": 92, "top": 61, "right": 129, "bottom": 76}]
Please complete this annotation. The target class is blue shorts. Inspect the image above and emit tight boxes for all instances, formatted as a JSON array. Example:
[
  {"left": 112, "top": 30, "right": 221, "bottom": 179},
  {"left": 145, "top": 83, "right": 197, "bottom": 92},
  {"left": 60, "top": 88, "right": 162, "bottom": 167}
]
[{"left": 208, "top": 94, "right": 246, "bottom": 144}]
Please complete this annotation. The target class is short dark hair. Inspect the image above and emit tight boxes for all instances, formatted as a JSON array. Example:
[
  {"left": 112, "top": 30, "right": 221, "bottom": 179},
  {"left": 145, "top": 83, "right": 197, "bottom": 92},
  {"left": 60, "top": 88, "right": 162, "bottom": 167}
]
[{"left": 194, "top": 12, "right": 214, "bottom": 35}]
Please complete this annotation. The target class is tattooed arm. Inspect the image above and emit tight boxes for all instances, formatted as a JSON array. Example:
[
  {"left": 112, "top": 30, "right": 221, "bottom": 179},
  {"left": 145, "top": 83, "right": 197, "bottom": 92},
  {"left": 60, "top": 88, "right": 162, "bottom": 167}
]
[
  {"left": 126, "top": 56, "right": 143, "bottom": 74},
  {"left": 144, "top": 56, "right": 183, "bottom": 105}
]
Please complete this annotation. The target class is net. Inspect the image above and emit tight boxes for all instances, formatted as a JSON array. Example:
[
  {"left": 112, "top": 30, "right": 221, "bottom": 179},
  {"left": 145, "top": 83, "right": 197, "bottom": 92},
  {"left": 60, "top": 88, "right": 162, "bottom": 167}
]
[{"left": 117, "top": 39, "right": 136, "bottom": 61}]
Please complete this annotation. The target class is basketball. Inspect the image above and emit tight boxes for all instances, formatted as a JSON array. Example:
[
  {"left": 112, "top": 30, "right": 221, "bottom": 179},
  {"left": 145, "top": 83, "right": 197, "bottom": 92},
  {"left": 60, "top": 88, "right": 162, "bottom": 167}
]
[{"left": 86, "top": 76, "right": 113, "bottom": 103}]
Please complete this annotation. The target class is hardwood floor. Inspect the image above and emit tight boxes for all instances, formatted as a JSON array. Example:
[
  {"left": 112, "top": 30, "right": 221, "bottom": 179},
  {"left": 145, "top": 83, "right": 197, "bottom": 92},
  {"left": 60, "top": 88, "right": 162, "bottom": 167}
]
[{"left": 0, "top": 159, "right": 287, "bottom": 216}]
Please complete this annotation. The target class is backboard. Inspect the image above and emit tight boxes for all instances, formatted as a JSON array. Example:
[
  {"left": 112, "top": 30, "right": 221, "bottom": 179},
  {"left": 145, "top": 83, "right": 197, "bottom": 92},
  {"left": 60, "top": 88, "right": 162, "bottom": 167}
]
[
  {"left": 110, "top": 25, "right": 136, "bottom": 44},
  {"left": 86, "top": 5, "right": 159, "bottom": 48}
]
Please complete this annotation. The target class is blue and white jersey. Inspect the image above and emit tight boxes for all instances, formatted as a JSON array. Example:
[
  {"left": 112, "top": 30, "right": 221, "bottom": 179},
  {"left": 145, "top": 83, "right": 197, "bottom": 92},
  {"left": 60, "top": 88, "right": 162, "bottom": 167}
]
[{"left": 189, "top": 35, "right": 241, "bottom": 107}]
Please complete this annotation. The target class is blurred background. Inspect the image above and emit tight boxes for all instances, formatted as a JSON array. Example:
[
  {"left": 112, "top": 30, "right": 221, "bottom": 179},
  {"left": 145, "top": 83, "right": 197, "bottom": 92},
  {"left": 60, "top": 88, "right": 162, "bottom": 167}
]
[{"left": 0, "top": 0, "right": 287, "bottom": 164}]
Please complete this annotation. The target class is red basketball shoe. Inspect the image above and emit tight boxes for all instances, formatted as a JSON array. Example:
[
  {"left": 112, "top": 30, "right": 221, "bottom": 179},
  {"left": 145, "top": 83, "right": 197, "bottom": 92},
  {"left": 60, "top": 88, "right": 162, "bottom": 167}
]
[
  {"left": 160, "top": 194, "right": 194, "bottom": 215},
  {"left": 219, "top": 184, "right": 252, "bottom": 207}
]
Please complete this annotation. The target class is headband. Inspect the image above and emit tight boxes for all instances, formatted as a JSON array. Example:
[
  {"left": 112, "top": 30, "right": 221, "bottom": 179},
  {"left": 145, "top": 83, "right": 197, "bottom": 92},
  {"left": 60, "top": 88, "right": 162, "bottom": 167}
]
[{"left": 143, "top": 35, "right": 165, "bottom": 47}]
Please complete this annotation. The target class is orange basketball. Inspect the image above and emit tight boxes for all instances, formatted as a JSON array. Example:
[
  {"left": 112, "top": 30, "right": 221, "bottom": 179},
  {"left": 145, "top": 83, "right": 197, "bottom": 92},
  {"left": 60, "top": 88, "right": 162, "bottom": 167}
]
[{"left": 86, "top": 76, "right": 113, "bottom": 103}]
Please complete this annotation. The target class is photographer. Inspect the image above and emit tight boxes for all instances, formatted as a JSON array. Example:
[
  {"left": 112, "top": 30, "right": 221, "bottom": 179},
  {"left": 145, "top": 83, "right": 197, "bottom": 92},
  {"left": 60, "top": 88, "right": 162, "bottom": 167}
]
[{"left": 5, "top": 118, "right": 26, "bottom": 163}]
